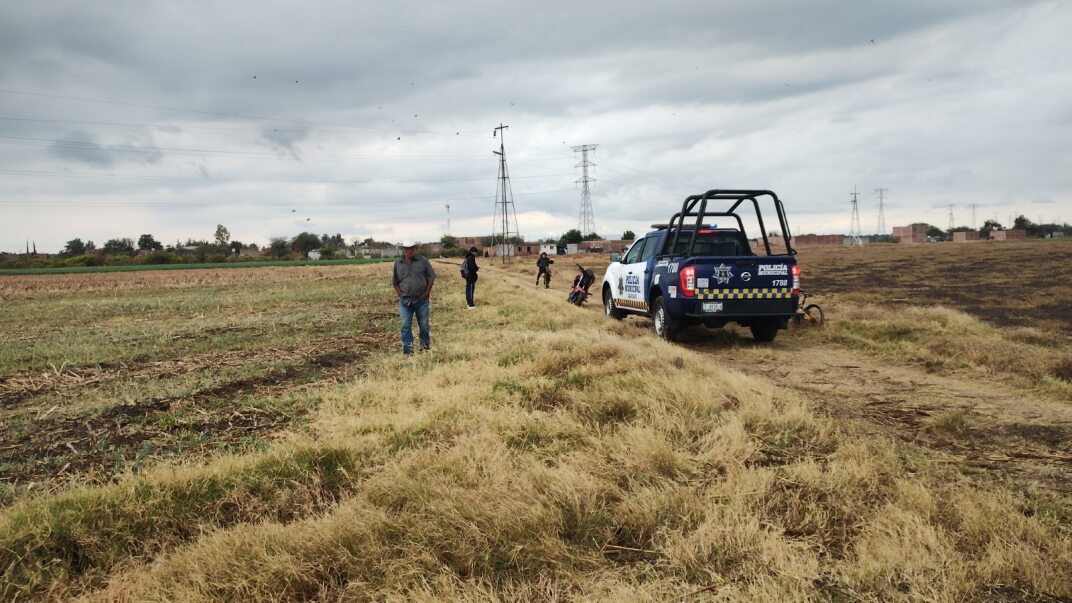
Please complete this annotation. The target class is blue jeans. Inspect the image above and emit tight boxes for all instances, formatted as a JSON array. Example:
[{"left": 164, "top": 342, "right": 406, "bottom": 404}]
[
  {"left": 465, "top": 279, "right": 476, "bottom": 307},
  {"left": 399, "top": 297, "right": 430, "bottom": 354}
]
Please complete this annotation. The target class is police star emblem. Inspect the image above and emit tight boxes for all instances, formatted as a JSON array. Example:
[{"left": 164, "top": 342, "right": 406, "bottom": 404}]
[{"left": 713, "top": 263, "right": 733, "bottom": 285}]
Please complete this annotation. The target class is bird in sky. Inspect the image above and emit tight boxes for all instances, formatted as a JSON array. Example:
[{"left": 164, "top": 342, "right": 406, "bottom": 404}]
[{"left": 291, "top": 209, "right": 296, "bottom": 213}]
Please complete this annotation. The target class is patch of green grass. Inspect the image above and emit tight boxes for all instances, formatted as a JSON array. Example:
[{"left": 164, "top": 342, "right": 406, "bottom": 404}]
[{"left": 0, "top": 258, "right": 393, "bottom": 276}]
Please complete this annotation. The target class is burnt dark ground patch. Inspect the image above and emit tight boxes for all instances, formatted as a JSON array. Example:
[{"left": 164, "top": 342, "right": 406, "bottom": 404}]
[
  {"left": 0, "top": 337, "right": 387, "bottom": 494},
  {"left": 801, "top": 241, "right": 1072, "bottom": 334}
]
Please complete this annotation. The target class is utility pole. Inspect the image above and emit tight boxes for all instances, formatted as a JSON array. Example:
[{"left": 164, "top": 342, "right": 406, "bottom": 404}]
[
  {"left": 445, "top": 203, "right": 452, "bottom": 237},
  {"left": 572, "top": 144, "right": 598, "bottom": 237},
  {"left": 971, "top": 203, "right": 977, "bottom": 231},
  {"left": 874, "top": 187, "right": 888, "bottom": 235},
  {"left": 948, "top": 204, "right": 955, "bottom": 232},
  {"left": 849, "top": 187, "right": 863, "bottom": 245},
  {"left": 490, "top": 124, "right": 520, "bottom": 263}
]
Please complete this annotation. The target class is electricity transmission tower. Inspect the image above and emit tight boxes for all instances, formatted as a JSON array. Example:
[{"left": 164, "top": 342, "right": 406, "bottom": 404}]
[
  {"left": 572, "top": 144, "right": 598, "bottom": 236},
  {"left": 490, "top": 124, "right": 520, "bottom": 263},
  {"left": 971, "top": 203, "right": 977, "bottom": 230},
  {"left": 445, "top": 203, "right": 452, "bottom": 236},
  {"left": 849, "top": 187, "right": 863, "bottom": 245},
  {"left": 875, "top": 187, "right": 888, "bottom": 235},
  {"left": 948, "top": 204, "right": 955, "bottom": 231}
]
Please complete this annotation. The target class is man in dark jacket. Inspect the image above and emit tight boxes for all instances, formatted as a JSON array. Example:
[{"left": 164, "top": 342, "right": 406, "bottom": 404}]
[
  {"left": 463, "top": 246, "right": 479, "bottom": 309},
  {"left": 392, "top": 240, "right": 436, "bottom": 355},
  {"left": 536, "top": 252, "right": 553, "bottom": 288}
]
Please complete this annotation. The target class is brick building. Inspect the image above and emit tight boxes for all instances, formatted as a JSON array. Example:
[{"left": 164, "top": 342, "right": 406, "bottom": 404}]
[
  {"left": 952, "top": 231, "right": 980, "bottom": 242},
  {"left": 793, "top": 234, "right": 844, "bottom": 246},
  {"left": 989, "top": 229, "right": 1026, "bottom": 241},
  {"left": 892, "top": 224, "right": 928, "bottom": 244}
]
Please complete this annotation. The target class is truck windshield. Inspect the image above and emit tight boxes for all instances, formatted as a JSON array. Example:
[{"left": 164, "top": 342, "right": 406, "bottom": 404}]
[{"left": 668, "top": 230, "right": 751, "bottom": 256}]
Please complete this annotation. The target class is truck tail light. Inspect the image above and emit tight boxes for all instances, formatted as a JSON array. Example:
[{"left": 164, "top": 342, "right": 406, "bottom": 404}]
[
  {"left": 680, "top": 265, "right": 696, "bottom": 297},
  {"left": 791, "top": 264, "right": 801, "bottom": 295}
]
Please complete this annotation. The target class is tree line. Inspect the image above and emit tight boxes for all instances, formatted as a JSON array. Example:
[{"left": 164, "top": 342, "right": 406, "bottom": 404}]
[{"left": 1, "top": 225, "right": 402, "bottom": 269}]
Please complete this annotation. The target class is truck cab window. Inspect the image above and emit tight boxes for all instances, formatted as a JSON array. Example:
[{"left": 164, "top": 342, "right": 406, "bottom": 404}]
[{"left": 622, "top": 239, "right": 645, "bottom": 264}]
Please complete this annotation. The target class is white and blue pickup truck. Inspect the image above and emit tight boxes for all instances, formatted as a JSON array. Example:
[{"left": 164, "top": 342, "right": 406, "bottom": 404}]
[{"left": 601, "top": 189, "right": 800, "bottom": 342}]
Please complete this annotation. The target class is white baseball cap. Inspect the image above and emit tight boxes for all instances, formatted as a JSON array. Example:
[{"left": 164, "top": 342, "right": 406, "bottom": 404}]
[{"left": 401, "top": 240, "right": 417, "bottom": 248}]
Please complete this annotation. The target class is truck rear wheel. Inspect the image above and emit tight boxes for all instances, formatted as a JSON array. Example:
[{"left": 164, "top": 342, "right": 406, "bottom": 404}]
[
  {"left": 652, "top": 296, "right": 679, "bottom": 341},
  {"left": 603, "top": 287, "right": 625, "bottom": 320},
  {"left": 750, "top": 318, "right": 779, "bottom": 342}
]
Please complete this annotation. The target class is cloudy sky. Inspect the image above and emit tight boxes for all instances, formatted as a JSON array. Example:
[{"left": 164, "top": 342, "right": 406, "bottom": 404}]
[{"left": 1, "top": 0, "right": 1069, "bottom": 252}]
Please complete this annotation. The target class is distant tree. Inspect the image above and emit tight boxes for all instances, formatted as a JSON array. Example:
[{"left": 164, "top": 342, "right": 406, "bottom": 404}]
[
  {"left": 582, "top": 232, "right": 601, "bottom": 241},
  {"left": 622, "top": 230, "right": 635, "bottom": 241},
  {"left": 291, "top": 231, "right": 322, "bottom": 255},
  {"left": 62, "top": 238, "right": 87, "bottom": 256},
  {"left": 925, "top": 226, "right": 946, "bottom": 240},
  {"left": 102, "top": 238, "right": 136, "bottom": 255},
  {"left": 245, "top": 242, "right": 259, "bottom": 251},
  {"left": 137, "top": 234, "right": 163, "bottom": 251},
  {"left": 229, "top": 240, "right": 243, "bottom": 256},
  {"left": 1013, "top": 215, "right": 1034, "bottom": 231},
  {"left": 85, "top": 240, "right": 96, "bottom": 252},
  {"left": 950, "top": 226, "right": 974, "bottom": 233},
  {"left": 327, "top": 233, "right": 346, "bottom": 248},
  {"left": 214, "top": 224, "right": 230, "bottom": 246},
  {"left": 268, "top": 237, "right": 290, "bottom": 258},
  {"left": 440, "top": 234, "right": 458, "bottom": 249},
  {"left": 559, "top": 229, "right": 583, "bottom": 245},
  {"left": 980, "top": 219, "right": 1004, "bottom": 238}
]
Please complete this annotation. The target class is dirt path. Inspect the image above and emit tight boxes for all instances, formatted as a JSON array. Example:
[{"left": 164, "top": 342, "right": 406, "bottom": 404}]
[{"left": 480, "top": 259, "right": 1072, "bottom": 493}]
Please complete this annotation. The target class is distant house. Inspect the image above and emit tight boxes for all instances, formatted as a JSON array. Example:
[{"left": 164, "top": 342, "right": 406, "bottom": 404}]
[
  {"left": 990, "top": 229, "right": 1026, "bottom": 241},
  {"left": 952, "top": 231, "right": 980, "bottom": 242},
  {"left": 793, "top": 234, "right": 844, "bottom": 246},
  {"left": 892, "top": 225, "right": 928, "bottom": 243}
]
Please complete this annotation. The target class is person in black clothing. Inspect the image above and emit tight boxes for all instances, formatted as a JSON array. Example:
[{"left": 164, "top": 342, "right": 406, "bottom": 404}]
[
  {"left": 463, "top": 246, "right": 480, "bottom": 308},
  {"left": 536, "top": 252, "right": 553, "bottom": 288}
]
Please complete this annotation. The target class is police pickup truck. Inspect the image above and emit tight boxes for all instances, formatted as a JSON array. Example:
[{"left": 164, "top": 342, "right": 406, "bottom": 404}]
[{"left": 601, "top": 189, "right": 799, "bottom": 342}]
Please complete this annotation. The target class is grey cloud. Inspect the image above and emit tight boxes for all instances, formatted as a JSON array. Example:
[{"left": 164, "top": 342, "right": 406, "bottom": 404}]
[
  {"left": 260, "top": 126, "right": 310, "bottom": 159},
  {"left": 47, "top": 131, "right": 163, "bottom": 168}
]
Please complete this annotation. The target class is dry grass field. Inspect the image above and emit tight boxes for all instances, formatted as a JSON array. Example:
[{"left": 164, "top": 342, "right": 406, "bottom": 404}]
[{"left": 0, "top": 241, "right": 1070, "bottom": 601}]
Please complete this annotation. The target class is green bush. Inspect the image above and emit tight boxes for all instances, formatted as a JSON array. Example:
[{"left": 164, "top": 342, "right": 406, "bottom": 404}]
[
  {"left": 63, "top": 255, "right": 94, "bottom": 267},
  {"left": 145, "top": 253, "right": 178, "bottom": 265}
]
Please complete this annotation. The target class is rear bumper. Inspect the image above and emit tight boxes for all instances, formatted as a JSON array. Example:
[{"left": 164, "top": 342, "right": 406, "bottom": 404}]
[{"left": 675, "top": 297, "right": 797, "bottom": 318}]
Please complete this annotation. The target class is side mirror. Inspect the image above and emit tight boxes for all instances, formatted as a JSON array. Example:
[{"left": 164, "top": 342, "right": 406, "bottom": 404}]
[{"left": 609, "top": 252, "right": 621, "bottom": 263}]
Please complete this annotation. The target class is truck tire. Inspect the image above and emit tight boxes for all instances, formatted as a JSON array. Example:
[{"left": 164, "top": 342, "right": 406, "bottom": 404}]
[
  {"left": 652, "top": 296, "right": 679, "bottom": 342},
  {"left": 750, "top": 318, "right": 779, "bottom": 342},
  {"left": 603, "top": 287, "right": 625, "bottom": 320}
]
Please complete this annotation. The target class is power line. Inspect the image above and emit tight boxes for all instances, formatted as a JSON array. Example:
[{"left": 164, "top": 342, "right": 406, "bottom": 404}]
[
  {"left": 849, "top": 186, "right": 863, "bottom": 245},
  {"left": 0, "top": 87, "right": 487, "bottom": 137},
  {"left": 0, "top": 134, "right": 499, "bottom": 163},
  {"left": 0, "top": 166, "right": 574, "bottom": 185},
  {"left": 573, "top": 144, "right": 598, "bottom": 236},
  {"left": 0, "top": 187, "right": 576, "bottom": 208},
  {"left": 490, "top": 124, "right": 520, "bottom": 262},
  {"left": 875, "top": 187, "right": 888, "bottom": 235}
]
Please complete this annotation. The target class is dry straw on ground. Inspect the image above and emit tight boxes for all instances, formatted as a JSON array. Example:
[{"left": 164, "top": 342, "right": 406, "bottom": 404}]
[{"left": 0, "top": 249, "right": 1070, "bottom": 601}]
